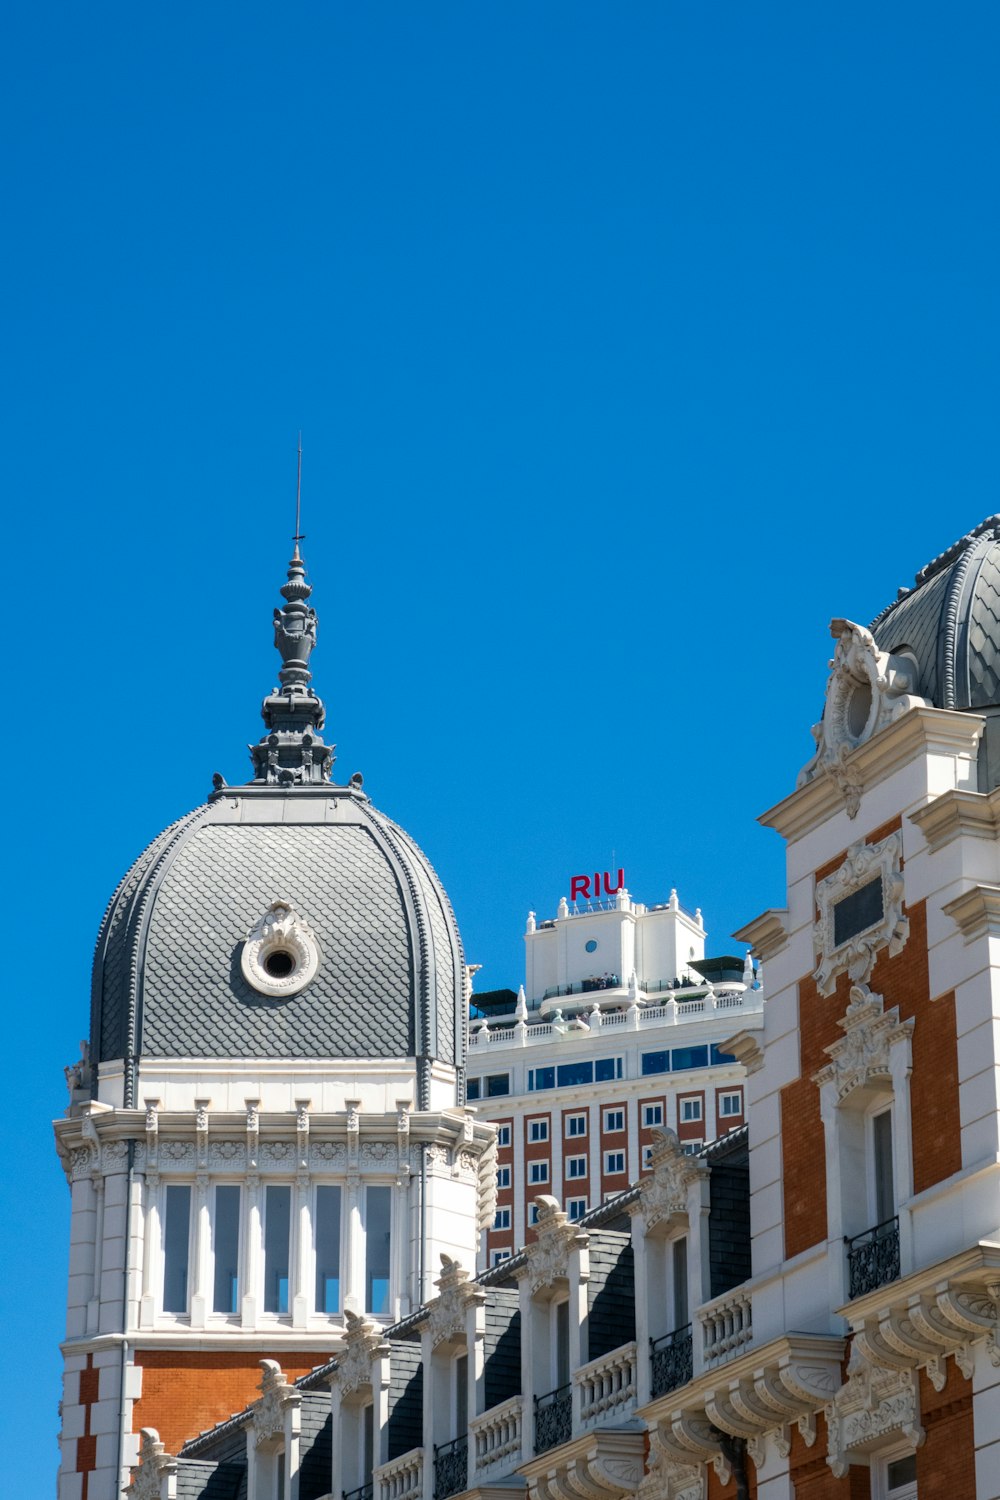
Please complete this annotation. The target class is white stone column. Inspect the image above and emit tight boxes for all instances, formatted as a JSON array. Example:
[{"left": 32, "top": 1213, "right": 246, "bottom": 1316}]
[
  {"left": 631, "top": 1215, "right": 651, "bottom": 1405},
  {"left": 420, "top": 1329, "right": 436, "bottom": 1500},
  {"left": 973, "top": 1334, "right": 1000, "bottom": 1500},
  {"left": 345, "top": 1175, "right": 363, "bottom": 1313},
  {"left": 243, "top": 1174, "right": 261, "bottom": 1328},
  {"left": 86, "top": 1173, "right": 105, "bottom": 1336},
  {"left": 753, "top": 1432, "right": 794, "bottom": 1500},
  {"left": 518, "top": 1277, "right": 536, "bottom": 1459},
  {"left": 889, "top": 1034, "right": 915, "bottom": 1275},
  {"left": 190, "top": 1172, "right": 211, "bottom": 1328},
  {"left": 568, "top": 1239, "right": 589, "bottom": 1430},
  {"left": 139, "top": 1175, "right": 161, "bottom": 1328},
  {"left": 293, "top": 1174, "right": 311, "bottom": 1328}
]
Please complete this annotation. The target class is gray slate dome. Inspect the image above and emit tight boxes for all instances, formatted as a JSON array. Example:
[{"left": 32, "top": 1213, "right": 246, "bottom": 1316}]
[
  {"left": 89, "top": 546, "right": 466, "bottom": 1108},
  {"left": 870, "top": 515, "right": 1000, "bottom": 710}
]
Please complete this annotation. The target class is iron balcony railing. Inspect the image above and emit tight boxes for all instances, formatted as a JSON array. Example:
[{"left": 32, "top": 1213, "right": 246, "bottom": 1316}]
[
  {"left": 344, "top": 1485, "right": 374, "bottom": 1500},
  {"left": 433, "top": 1435, "right": 468, "bottom": 1500},
  {"left": 534, "top": 1382, "right": 572, "bottom": 1455},
  {"left": 846, "top": 1216, "right": 900, "bottom": 1299},
  {"left": 649, "top": 1324, "right": 693, "bottom": 1398}
]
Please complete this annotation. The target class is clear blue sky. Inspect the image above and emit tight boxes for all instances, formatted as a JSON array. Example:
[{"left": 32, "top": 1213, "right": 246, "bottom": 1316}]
[{"left": 2, "top": 3, "right": 999, "bottom": 1488}]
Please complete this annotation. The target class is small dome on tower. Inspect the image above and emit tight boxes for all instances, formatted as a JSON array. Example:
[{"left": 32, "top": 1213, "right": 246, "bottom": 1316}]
[{"left": 89, "top": 546, "right": 465, "bottom": 1108}]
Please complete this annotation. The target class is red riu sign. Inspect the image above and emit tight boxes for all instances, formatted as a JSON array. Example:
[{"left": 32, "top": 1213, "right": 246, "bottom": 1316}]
[{"left": 570, "top": 869, "right": 625, "bottom": 902}]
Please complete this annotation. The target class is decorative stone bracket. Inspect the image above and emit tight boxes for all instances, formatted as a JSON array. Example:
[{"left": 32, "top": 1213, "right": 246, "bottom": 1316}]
[
  {"left": 516, "top": 1196, "right": 588, "bottom": 1295},
  {"left": 426, "top": 1254, "right": 486, "bottom": 1347},
  {"left": 249, "top": 1359, "right": 301, "bottom": 1448},
  {"left": 813, "top": 986, "right": 914, "bottom": 1102},
  {"left": 332, "top": 1310, "right": 391, "bottom": 1396},
  {"left": 628, "top": 1129, "right": 707, "bottom": 1234},
  {"left": 126, "top": 1428, "right": 178, "bottom": 1500}
]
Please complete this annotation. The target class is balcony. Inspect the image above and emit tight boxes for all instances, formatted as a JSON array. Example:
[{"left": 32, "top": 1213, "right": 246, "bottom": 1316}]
[
  {"left": 534, "top": 1382, "right": 572, "bottom": 1455},
  {"left": 574, "top": 1342, "right": 637, "bottom": 1429},
  {"left": 433, "top": 1436, "right": 468, "bottom": 1500},
  {"left": 846, "top": 1216, "right": 900, "bottom": 1300},
  {"left": 699, "top": 1288, "right": 752, "bottom": 1367},
  {"left": 467, "top": 987, "right": 762, "bottom": 1052},
  {"left": 649, "top": 1324, "right": 693, "bottom": 1397},
  {"left": 375, "top": 1449, "right": 423, "bottom": 1500},
  {"left": 470, "top": 1395, "right": 522, "bottom": 1480}
]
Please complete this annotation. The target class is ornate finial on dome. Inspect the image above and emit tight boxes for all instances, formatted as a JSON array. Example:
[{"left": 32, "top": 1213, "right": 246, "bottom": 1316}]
[{"left": 248, "top": 443, "right": 336, "bottom": 786}]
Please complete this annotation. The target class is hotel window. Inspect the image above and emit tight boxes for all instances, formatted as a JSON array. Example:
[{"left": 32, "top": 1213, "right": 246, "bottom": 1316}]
[
  {"left": 497, "top": 1166, "right": 511, "bottom": 1189},
  {"left": 557, "top": 1060, "right": 593, "bottom": 1087},
  {"left": 528, "top": 1066, "right": 556, "bottom": 1091},
  {"left": 641, "top": 1050, "right": 670, "bottom": 1077},
  {"left": 604, "top": 1151, "right": 625, "bottom": 1175},
  {"left": 672, "top": 1045, "right": 709, "bottom": 1071},
  {"left": 528, "top": 1119, "right": 549, "bottom": 1143},
  {"left": 566, "top": 1155, "right": 587, "bottom": 1179},
  {"left": 315, "top": 1185, "right": 342, "bottom": 1315},
  {"left": 491, "top": 1249, "right": 511, "bottom": 1266},
  {"left": 497, "top": 1125, "right": 511, "bottom": 1148},
  {"left": 466, "top": 1078, "right": 481, "bottom": 1100},
  {"left": 493, "top": 1207, "right": 511, "bottom": 1230},
  {"left": 565, "top": 1113, "right": 587, "bottom": 1138},
  {"left": 642, "top": 1145, "right": 654, "bottom": 1168},
  {"left": 680, "top": 1098, "right": 702, "bottom": 1123},
  {"left": 604, "top": 1108, "right": 625, "bottom": 1133},
  {"left": 211, "top": 1185, "right": 240, "bottom": 1315},
  {"left": 642, "top": 1103, "right": 663, "bottom": 1127},
  {"left": 529, "top": 1160, "right": 549, "bottom": 1185},
  {"left": 162, "top": 1184, "right": 192, "bottom": 1314},
  {"left": 596, "top": 1056, "right": 623, "bottom": 1081},
  {"left": 566, "top": 1198, "right": 587, "bottom": 1222},
  {"left": 681, "top": 1141, "right": 703, "bottom": 1156},
  {"left": 364, "top": 1185, "right": 392, "bottom": 1316},
  {"left": 264, "top": 1185, "right": 291, "bottom": 1315},
  {"left": 719, "top": 1091, "right": 742, "bottom": 1118}
]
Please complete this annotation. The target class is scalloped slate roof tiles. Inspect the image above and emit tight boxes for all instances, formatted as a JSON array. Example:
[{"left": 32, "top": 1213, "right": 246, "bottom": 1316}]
[{"left": 141, "top": 822, "right": 415, "bottom": 1059}]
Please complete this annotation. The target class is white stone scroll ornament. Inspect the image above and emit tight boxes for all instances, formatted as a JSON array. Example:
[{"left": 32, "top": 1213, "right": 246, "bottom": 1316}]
[
  {"left": 813, "top": 832, "right": 909, "bottom": 998},
  {"left": 427, "top": 1255, "right": 475, "bottom": 1347},
  {"left": 516, "top": 1196, "right": 587, "bottom": 1294},
  {"left": 241, "top": 899, "right": 321, "bottom": 998},
  {"left": 798, "top": 619, "right": 928, "bottom": 817},
  {"left": 334, "top": 1310, "right": 389, "bottom": 1395},
  {"left": 250, "top": 1359, "right": 300, "bottom": 1446},
  {"left": 126, "top": 1428, "right": 177, "bottom": 1500},
  {"left": 630, "top": 1128, "right": 706, "bottom": 1232}
]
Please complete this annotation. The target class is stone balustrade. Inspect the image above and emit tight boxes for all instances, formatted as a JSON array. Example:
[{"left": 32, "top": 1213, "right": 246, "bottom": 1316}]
[
  {"left": 374, "top": 1446, "right": 423, "bottom": 1500},
  {"left": 575, "top": 1341, "right": 637, "bottom": 1427},
  {"left": 699, "top": 1289, "right": 753, "bottom": 1366},
  {"left": 471, "top": 1394, "right": 523, "bottom": 1478}
]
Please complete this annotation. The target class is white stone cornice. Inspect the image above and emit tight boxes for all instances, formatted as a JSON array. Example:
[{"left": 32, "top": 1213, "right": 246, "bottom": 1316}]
[
  {"left": 760, "top": 707, "right": 983, "bottom": 844},
  {"left": 942, "top": 883, "right": 1000, "bottom": 943},
  {"left": 718, "top": 1031, "right": 764, "bottom": 1077},
  {"left": 909, "top": 784, "right": 1000, "bottom": 852},
  {"left": 731, "top": 909, "right": 788, "bottom": 963}
]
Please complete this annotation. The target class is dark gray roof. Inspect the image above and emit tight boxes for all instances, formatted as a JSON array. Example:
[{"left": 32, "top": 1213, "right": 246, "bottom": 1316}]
[
  {"left": 91, "top": 785, "right": 465, "bottom": 1105},
  {"left": 870, "top": 515, "right": 1000, "bottom": 711}
]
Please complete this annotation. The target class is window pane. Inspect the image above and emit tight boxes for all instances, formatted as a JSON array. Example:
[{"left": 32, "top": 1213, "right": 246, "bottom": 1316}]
[
  {"left": 486, "top": 1074, "right": 510, "bottom": 1097},
  {"left": 363, "top": 1402, "right": 374, "bottom": 1485},
  {"left": 315, "top": 1185, "right": 342, "bottom": 1314},
  {"left": 163, "top": 1185, "right": 191, "bottom": 1313},
  {"left": 556, "top": 1300, "right": 570, "bottom": 1387},
  {"left": 466, "top": 1078, "right": 481, "bottom": 1101},
  {"left": 672, "top": 1237, "right": 688, "bottom": 1329},
  {"left": 595, "top": 1057, "right": 620, "bottom": 1082},
  {"left": 833, "top": 876, "right": 883, "bottom": 947},
  {"left": 557, "top": 1060, "right": 593, "bottom": 1088},
  {"left": 365, "top": 1186, "right": 392, "bottom": 1315},
  {"left": 887, "top": 1454, "right": 916, "bottom": 1486},
  {"left": 671, "top": 1045, "right": 708, "bottom": 1071},
  {"left": 212, "top": 1185, "right": 241, "bottom": 1314},
  {"left": 264, "top": 1186, "right": 291, "bottom": 1314},
  {"left": 642, "top": 1050, "right": 669, "bottom": 1076},
  {"left": 873, "top": 1110, "right": 894, "bottom": 1223},
  {"left": 529, "top": 1067, "right": 555, "bottom": 1091},
  {"left": 455, "top": 1353, "right": 468, "bottom": 1436}
]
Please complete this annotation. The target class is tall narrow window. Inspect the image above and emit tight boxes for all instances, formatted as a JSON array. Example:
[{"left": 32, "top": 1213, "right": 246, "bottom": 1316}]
[
  {"left": 212, "top": 1185, "right": 241, "bottom": 1314},
  {"left": 275, "top": 1450, "right": 286, "bottom": 1500},
  {"left": 163, "top": 1184, "right": 192, "bottom": 1313},
  {"left": 455, "top": 1352, "right": 468, "bottom": 1437},
  {"left": 264, "top": 1185, "right": 291, "bottom": 1315},
  {"left": 672, "top": 1237, "right": 688, "bottom": 1329},
  {"left": 365, "top": 1186, "right": 392, "bottom": 1315},
  {"left": 873, "top": 1109, "right": 894, "bottom": 1223},
  {"left": 363, "top": 1402, "right": 375, "bottom": 1486},
  {"left": 315, "top": 1185, "right": 342, "bottom": 1314},
  {"left": 555, "top": 1299, "right": 570, "bottom": 1388}
]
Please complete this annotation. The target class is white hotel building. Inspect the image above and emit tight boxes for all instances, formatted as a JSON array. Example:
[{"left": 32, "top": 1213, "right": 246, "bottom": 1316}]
[{"left": 468, "top": 884, "right": 763, "bottom": 1266}]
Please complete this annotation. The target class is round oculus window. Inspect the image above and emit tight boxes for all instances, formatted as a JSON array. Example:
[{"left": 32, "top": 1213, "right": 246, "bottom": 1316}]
[
  {"left": 241, "top": 900, "right": 321, "bottom": 998},
  {"left": 585, "top": 939, "right": 598, "bottom": 954}
]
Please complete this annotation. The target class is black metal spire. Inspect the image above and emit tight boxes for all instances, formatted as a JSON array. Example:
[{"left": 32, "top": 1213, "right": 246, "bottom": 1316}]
[{"left": 248, "top": 444, "right": 336, "bottom": 785}]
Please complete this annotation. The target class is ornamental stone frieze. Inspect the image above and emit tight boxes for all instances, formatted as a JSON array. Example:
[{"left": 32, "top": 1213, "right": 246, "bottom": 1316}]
[
  {"left": 813, "top": 832, "right": 908, "bottom": 997},
  {"left": 798, "top": 619, "right": 928, "bottom": 817},
  {"left": 825, "top": 1343, "right": 923, "bottom": 1478},
  {"left": 812, "top": 986, "right": 913, "bottom": 1102},
  {"left": 515, "top": 1197, "right": 588, "bottom": 1295},
  {"left": 842, "top": 1273, "right": 1000, "bottom": 1394},
  {"left": 628, "top": 1128, "right": 707, "bottom": 1233}
]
